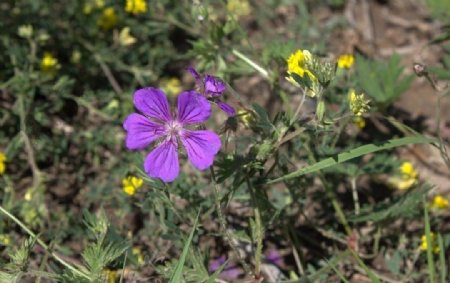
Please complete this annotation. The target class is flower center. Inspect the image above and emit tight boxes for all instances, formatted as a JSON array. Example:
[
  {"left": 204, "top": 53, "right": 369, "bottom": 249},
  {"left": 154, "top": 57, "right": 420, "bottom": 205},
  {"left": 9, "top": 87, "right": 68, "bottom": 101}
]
[{"left": 165, "top": 120, "right": 182, "bottom": 137}]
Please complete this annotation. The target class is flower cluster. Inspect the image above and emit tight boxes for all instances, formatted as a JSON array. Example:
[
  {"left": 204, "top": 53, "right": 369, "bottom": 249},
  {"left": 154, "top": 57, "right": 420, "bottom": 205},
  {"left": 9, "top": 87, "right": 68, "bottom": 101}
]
[
  {"left": 0, "top": 152, "right": 5, "bottom": 175},
  {"left": 420, "top": 232, "right": 440, "bottom": 254},
  {"left": 286, "top": 49, "right": 316, "bottom": 83},
  {"left": 430, "top": 195, "right": 449, "bottom": 210},
  {"left": 348, "top": 89, "right": 370, "bottom": 117},
  {"left": 286, "top": 49, "right": 336, "bottom": 98},
  {"left": 125, "top": 0, "right": 148, "bottom": 15},
  {"left": 123, "top": 88, "right": 221, "bottom": 182},
  {"left": 122, "top": 176, "right": 144, "bottom": 195},
  {"left": 188, "top": 67, "right": 235, "bottom": 116},
  {"left": 337, "top": 54, "right": 355, "bottom": 69},
  {"left": 390, "top": 161, "right": 418, "bottom": 190}
]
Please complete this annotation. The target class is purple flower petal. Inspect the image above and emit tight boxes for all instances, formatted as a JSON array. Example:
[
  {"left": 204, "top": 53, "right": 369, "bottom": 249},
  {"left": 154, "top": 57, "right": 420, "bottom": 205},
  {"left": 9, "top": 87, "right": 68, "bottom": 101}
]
[
  {"left": 216, "top": 101, "right": 236, "bottom": 116},
  {"left": 221, "top": 267, "right": 243, "bottom": 281},
  {"left": 177, "top": 91, "right": 211, "bottom": 124},
  {"left": 180, "top": 130, "right": 221, "bottom": 170},
  {"left": 204, "top": 75, "right": 225, "bottom": 96},
  {"left": 133, "top": 87, "right": 172, "bottom": 122},
  {"left": 187, "top": 66, "right": 201, "bottom": 83},
  {"left": 144, "top": 140, "right": 179, "bottom": 182},
  {"left": 208, "top": 255, "right": 226, "bottom": 272},
  {"left": 266, "top": 249, "right": 283, "bottom": 266},
  {"left": 123, "top": 113, "right": 165, "bottom": 150}
]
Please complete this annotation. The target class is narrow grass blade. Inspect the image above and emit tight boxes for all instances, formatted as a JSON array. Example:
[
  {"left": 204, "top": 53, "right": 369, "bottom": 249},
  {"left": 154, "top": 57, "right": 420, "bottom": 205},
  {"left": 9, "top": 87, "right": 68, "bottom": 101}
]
[
  {"left": 269, "top": 136, "right": 437, "bottom": 184},
  {"left": 437, "top": 233, "right": 447, "bottom": 283},
  {"left": 169, "top": 212, "right": 200, "bottom": 283},
  {"left": 424, "top": 199, "right": 436, "bottom": 283}
]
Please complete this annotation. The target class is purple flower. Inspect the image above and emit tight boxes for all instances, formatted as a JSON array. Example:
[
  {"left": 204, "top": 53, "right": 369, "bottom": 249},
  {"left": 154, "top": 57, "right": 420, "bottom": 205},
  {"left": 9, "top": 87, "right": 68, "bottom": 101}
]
[
  {"left": 123, "top": 88, "right": 222, "bottom": 182},
  {"left": 188, "top": 67, "right": 236, "bottom": 116},
  {"left": 265, "top": 249, "right": 283, "bottom": 267},
  {"left": 208, "top": 255, "right": 243, "bottom": 280}
]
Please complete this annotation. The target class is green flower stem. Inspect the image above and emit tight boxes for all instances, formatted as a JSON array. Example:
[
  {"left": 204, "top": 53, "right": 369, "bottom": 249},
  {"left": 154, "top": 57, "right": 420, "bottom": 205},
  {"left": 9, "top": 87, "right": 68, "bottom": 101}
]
[
  {"left": 304, "top": 142, "right": 352, "bottom": 235},
  {"left": 351, "top": 177, "right": 360, "bottom": 215},
  {"left": 0, "top": 205, "right": 90, "bottom": 280},
  {"left": 289, "top": 90, "right": 307, "bottom": 127},
  {"left": 232, "top": 49, "right": 269, "bottom": 79},
  {"left": 210, "top": 168, "right": 253, "bottom": 277},
  {"left": 246, "top": 178, "right": 263, "bottom": 278}
]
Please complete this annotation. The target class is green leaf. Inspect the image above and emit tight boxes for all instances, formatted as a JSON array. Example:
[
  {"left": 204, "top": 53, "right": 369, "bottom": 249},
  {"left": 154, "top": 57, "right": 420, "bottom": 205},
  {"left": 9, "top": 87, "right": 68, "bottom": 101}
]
[
  {"left": 355, "top": 54, "right": 414, "bottom": 108},
  {"left": 350, "top": 186, "right": 429, "bottom": 223},
  {"left": 169, "top": 212, "right": 200, "bottom": 283},
  {"left": 268, "top": 136, "right": 437, "bottom": 184}
]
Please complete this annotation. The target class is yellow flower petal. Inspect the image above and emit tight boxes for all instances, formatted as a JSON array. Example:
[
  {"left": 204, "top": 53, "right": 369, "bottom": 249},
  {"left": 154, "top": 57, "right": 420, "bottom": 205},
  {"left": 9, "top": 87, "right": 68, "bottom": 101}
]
[
  {"left": 125, "top": 0, "right": 148, "bottom": 15},
  {"left": 430, "top": 195, "right": 449, "bottom": 209},
  {"left": 337, "top": 54, "right": 354, "bottom": 69}
]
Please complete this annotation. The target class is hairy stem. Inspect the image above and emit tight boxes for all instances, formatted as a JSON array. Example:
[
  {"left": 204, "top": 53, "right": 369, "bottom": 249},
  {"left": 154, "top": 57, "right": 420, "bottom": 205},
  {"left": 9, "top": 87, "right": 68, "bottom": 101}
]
[
  {"left": 247, "top": 177, "right": 264, "bottom": 278},
  {"left": 210, "top": 168, "right": 253, "bottom": 277}
]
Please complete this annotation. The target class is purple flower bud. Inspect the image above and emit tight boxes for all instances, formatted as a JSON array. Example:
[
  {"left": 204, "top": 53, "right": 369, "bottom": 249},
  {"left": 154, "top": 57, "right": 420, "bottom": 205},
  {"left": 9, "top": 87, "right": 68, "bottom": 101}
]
[{"left": 204, "top": 75, "right": 226, "bottom": 96}]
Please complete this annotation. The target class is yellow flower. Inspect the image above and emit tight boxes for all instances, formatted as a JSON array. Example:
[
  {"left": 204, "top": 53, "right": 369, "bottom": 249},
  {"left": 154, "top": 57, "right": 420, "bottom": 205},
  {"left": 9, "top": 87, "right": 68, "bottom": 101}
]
[
  {"left": 430, "top": 195, "right": 449, "bottom": 209},
  {"left": 24, "top": 190, "right": 33, "bottom": 201},
  {"left": 125, "top": 0, "right": 148, "bottom": 15},
  {"left": 400, "top": 162, "right": 418, "bottom": 180},
  {"left": 97, "top": 7, "right": 118, "bottom": 30},
  {"left": 160, "top": 78, "right": 182, "bottom": 97},
  {"left": 18, "top": 24, "right": 33, "bottom": 38},
  {"left": 389, "top": 161, "right": 418, "bottom": 190},
  {"left": 122, "top": 176, "right": 143, "bottom": 196},
  {"left": 102, "top": 268, "right": 117, "bottom": 283},
  {"left": 348, "top": 89, "right": 370, "bottom": 117},
  {"left": 40, "top": 53, "right": 59, "bottom": 74},
  {"left": 287, "top": 49, "right": 316, "bottom": 81},
  {"left": 0, "top": 234, "right": 11, "bottom": 246},
  {"left": 353, "top": 117, "right": 366, "bottom": 129},
  {"left": 118, "top": 27, "right": 137, "bottom": 46},
  {"left": 337, "top": 54, "right": 354, "bottom": 69},
  {"left": 132, "top": 247, "right": 145, "bottom": 265},
  {"left": 420, "top": 233, "right": 440, "bottom": 254},
  {"left": 0, "top": 152, "right": 6, "bottom": 175},
  {"left": 227, "top": 0, "right": 251, "bottom": 17}
]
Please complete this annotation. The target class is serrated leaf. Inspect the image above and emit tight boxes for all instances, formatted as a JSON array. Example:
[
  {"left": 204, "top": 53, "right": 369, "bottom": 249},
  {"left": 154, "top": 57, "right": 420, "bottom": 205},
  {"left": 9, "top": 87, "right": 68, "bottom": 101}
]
[{"left": 269, "top": 135, "right": 437, "bottom": 184}]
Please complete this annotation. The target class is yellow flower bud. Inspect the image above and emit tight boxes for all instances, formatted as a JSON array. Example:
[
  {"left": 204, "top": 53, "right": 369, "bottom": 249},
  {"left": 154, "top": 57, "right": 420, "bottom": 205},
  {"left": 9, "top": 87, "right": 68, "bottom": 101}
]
[
  {"left": 348, "top": 89, "right": 370, "bottom": 117},
  {"left": 337, "top": 54, "right": 354, "bottom": 69}
]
